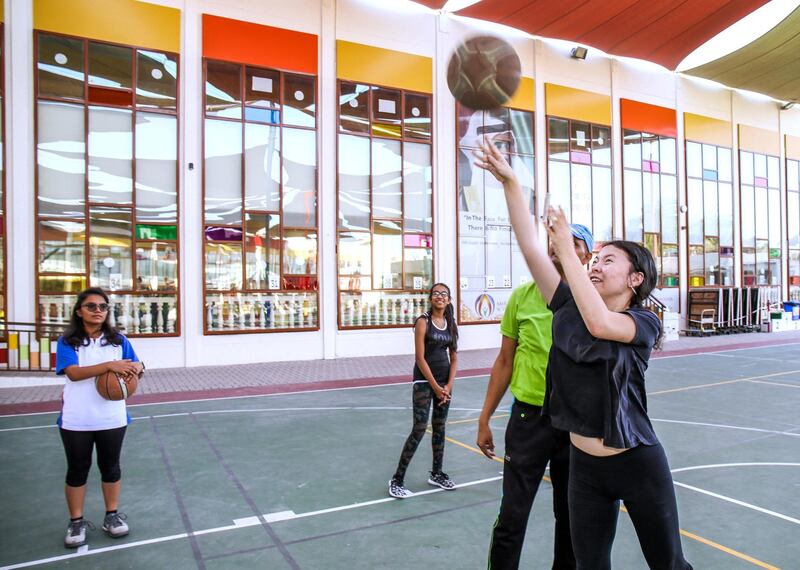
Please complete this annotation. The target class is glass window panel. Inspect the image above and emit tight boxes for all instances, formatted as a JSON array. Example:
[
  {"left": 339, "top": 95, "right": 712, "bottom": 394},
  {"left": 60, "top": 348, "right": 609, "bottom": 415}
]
[
  {"left": 372, "top": 87, "right": 401, "bottom": 138},
  {"left": 591, "top": 125, "right": 611, "bottom": 166},
  {"left": 457, "top": 106, "right": 481, "bottom": 149},
  {"left": 283, "top": 73, "right": 315, "bottom": 127},
  {"left": 338, "top": 231, "right": 371, "bottom": 290},
  {"left": 570, "top": 121, "right": 590, "bottom": 153},
  {"left": 136, "top": 50, "right": 177, "bottom": 109},
  {"left": 244, "top": 123, "right": 280, "bottom": 212},
  {"left": 571, "top": 164, "right": 592, "bottom": 230},
  {"left": 485, "top": 170, "right": 509, "bottom": 226},
  {"left": 205, "top": 242, "right": 242, "bottom": 290},
  {"left": 689, "top": 244, "right": 705, "bottom": 285},
  {"left": 754, "top": 153, "right": 767, "bottom": 178},
  {"left": 340, "top": 82, "right": 370, "bottom": 134},
  {"left": 643, "top": 173, "right": 660, "bottom": 233},
  {"left": 661, "top": 175, "right": 678, "bottom": 244},
  {"left": 659, "top": 137, "right": 676, "bottom": 174},
  {"left": 719, "top": 182, "right": 733, "bottom": 246},
  {"left": 486, "top": 226, "right": 512, "bottom": 287},
  {"left": 703, "top": 180, "right": 718, "bottom": 237},
  {"left": 245, "top": 213, "right": 280, "bottom": 290},
  {"left": 136, "top": 224, "right": 176, "bottom": 240},
  {"left": 642, "top": 133, "right": 659, "bottom": 163},
  {"left": 623, "top": 130, "right": 641, "bottom": 169},
  {"left": 741, "top": 185, "right": 755, "bottom": 247},
  {"left": 767, "top": 156, "right": 780, "bottom": 188},
  {"left": 38, "top": 275, "right": 86, "bottom": 294},
  {"left": 755, "top": 186, "right": 768, "bottom": 240},
  {"left": 89, "top": 207, "right": 133, "bottom": 290},
  {"left": 206, "top": 60, "right": 242, "bottom": 119},
  {"left": 338, "top": 134, "right": 371, "bottom": 230},
  {"left": 740, "top": 151, "right": 754, "bottom": 184},
  {"left": 662, "top": 244, "right": 678, "bottom": 280},
  {"left": 548, "top": 160, "right": 571, "bottom": 220},
  {"left": 768, "top": 188, "right": 780, "bottom": 246},
  {"left": 282, "top": 128, "right": 316, "bottom": 228},
  {"left": 404, "top": 142, "right": 432, "bottom": 233},
  {"left": 459, "top": 145, "right": 485, "bottom": 227},
  {"left": 717, "top": 147, "right": 732, "bottom": 182},
  {"left": 135, "top": 242, "right": 177, "bottom": 291},
  {"left": 283, "top": 229, "right": 317, "bottom": 275},
  {"left": 791, "top": 250, "right": 800, "bottom": 279},
  {"left": 687, "top": 179, "right": 703, "bottom": 244},
  {"left": 38, "top": 220, "right": 85, "bottom": 274},
  {"left": 372, "top": 139, "right": 402, "bottom": 218},
  {"left": 686, "top": 142, "right": 702, "bottom": 179},
  {"left": 702, "top": 143, "right": 717, "bottom": 172},
  {"left": 510, "top": 110, "right": 534, "bottom": 155},
  {"left": 204, "top": 119, "right": 242, "bottom": 224},
  {"left": 789, "top": 192, "right": 800, "bottom": 248},
  {"left": 38, "top": 34, "right": 84, "bottom": 99},
  {"left": 704, "top": 239, "right": 720, "bottom": 286},
  {"left": 592, "top": 167, "right": 612, "bottom": 243},
  {"left": 404, "top": 247, "right": 432, "bottom": 290},
  {"left": 373, "top": 221, "right": 402, "bottom": 289},
  {"left": 136, "top": 113, "right": 177, "bottom": 222},
  {"left": 245, "top": 67, "right": 280, "bottom": 112},
  {"left": 624, "top": 169, "right": 643, "bottom": 242},
  {"left": 404, "top": 93, "right": 431, "bottom": 141},
  {"left": 548, "top": 118, "right": 569, "bottom": 160},
  {"left": 720, "top": 254, "right": 734, "bottom": 286},
  {"left": 788, "top": 160, "right": 799, "bottom": 191},
  {"left": 88, "top": 106, "right": 133, "bottom": 204},
  {"left": 37, "top": 102, "right": 85, "bottom": 218},
  {"left": 512, "top": 154, "right": 535, "bottom": 213},
  {"left": 88, "top": 42, "right": 132, "bottom": 89}
]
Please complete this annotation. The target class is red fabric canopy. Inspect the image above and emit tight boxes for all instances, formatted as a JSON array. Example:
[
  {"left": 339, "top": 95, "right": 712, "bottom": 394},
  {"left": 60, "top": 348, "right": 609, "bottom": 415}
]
[{"left": 416, "top": 0, "right": 769, "bottom": 70}]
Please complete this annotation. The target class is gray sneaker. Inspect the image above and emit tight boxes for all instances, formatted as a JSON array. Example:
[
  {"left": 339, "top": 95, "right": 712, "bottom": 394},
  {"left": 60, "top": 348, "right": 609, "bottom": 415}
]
[
  {"left": 64, "top": 519, "right": 93, "bottom": 548},
  {"left": 102, "top": 512, "right": 129, "bottom": 538}
]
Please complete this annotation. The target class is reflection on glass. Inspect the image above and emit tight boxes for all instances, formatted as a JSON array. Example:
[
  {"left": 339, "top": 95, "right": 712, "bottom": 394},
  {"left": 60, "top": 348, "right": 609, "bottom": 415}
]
[
  {"left": 338, "top": 231, "right": 371, "bottom": 290},
  {"left": 740, "top": 152, "right": 754, "bottom": 184},
  {"left": 283, "top": 128, "right": 316, "bottom": 227},
  {"left": 205, "top": 242, "right": 243, "bottom": 290},
  {"left": 372, "top": 87, "right": 401, "bottom": 138},
  {"left": 404, "top": 143, "right": 432, "bottom": 233},
  {"left": 338, "top": 135, "right": 370, "bottom": 230},
  {"left": 642, "top": 173, "right": 660, "bottom": 233},
  {"left": 687, "top": 179, "right": 703, "bottom": 245},
  {"left": 245, "top": 123, "right": 280, "bottom": 212},
  {"left": 548, "top": 118, "right": 569, "bottom": 160},
  {"left": 768, "top": 188, "right": 780, "bottom": 246},
  {"left": 245, "top": 213, "right": 280, "bottom": 290},
  {"left": 486, "top": 226, "right": 512, "bottom": 287},
  {"left": 661, "top": 175, "right": 678, "bottom": 244},
  {"left": 788, "top": 159, "right": 799, "bottom": 191},
  {"left": 717, "top": 147, "right": 732, "bottom": 182},
  {"left": 205, "top": 119, "right": 242, "bottom": 224},
  {"left": 38, "top": 34, "right": 85, "bottom": 99},
  {"left": 404, "top": 93, "right": 431, "bottom": 140},
  {"left": 703, "top": 180, "right": 718, "bottom": 237},
  {"left": 686, "top": 142, "right": 702, "bottom": 178},
  {"left": 719, "top": 183, "right": 733, "bottom": 246},
  {"left": 38, "top": 220, "right": 86, "bottom": 274},
  {"left": 206, "top": 61, "right": 242, "bottom": 119},
  {"left": 404, "top": 247, "right": 432, "bottom": 290},
  {"left": 741, "top": 185, "right": 755, "bottom": 246},
  {"left": 205, "top": 291, "right": 317, "bottom": 331},
  {"left": 570, "top": 121, "right": 590, "bottom": 153},
  {"left": 39, "top": 275, "right": 86, "bottom": 294},
  {"left": 136, "top": 113, "right": 177, "bottom": 222},
  {"left": 88, "top": 106, "right": 133, "bottom": 204},
  {"left": 659, "top": 137, "right": 676, "bottom": 174},
  {"left": 372, "top": 139, "right": 402, "bottom": 218},
  {"left": 662, "top": 244, "right": 678, "bottom": 285},
  {"left": 88, "top": 42, "right": 132, "bottom": 89},
  {"left": 571, "top": 164, "right": 591, "bottom": 229},
  {"left": 89, "top": 207, "right": 133, "bottom": 290},
  {"left": 592, "top": 167, "right": 612, "bottom": 242},
  {"left": 755, "top": 186, "right": 768, "bottom": 240},
  {"left": 754, "top": 153, "right": 767, "bottom": 179},
  {"left": 789, "top": 191, "right": 800, "bottom": 248},
  {"left": 373, "top": 221, "right": 402, "bottom": 289},
  {"left": 591, "top": 125, "right": 611, "bottom": 165},
  {"left": 37, "top": 102, "right": 86, "bottom": 218},
  {"left": 246, "top": 66, "right": 280, "bottom": 120},
  {"left": 137, "top": 50, "right": 177, "bottom": 109},
  {"left": 702, "top": 143, "right": 717, "bottom": 172},
  {"left": 623, "top": 131, "right": 641, "bottom": 169},
  {"left": 624, "top": 169, "right": 643, "bottom": 242},
  {"left": 135, "top": 242, "right": 178, "bottom": 291},
  {"left": 548, "top": 160, "right": 570, "bottom": 219},
  {"left": 340, "top": 82, "right": 370, "bottom": 134},
  {"left": 510, "top": 110, "right": 534, "bottom": 155},
  {"left": 283, "top": 230, "right": 317, "bottom": 275},
  {"left": 768, "top": 156, "right": 780, "bottom": 188},
  {"left": 283, "top": 73, "right": 315, "bottom": 127}
]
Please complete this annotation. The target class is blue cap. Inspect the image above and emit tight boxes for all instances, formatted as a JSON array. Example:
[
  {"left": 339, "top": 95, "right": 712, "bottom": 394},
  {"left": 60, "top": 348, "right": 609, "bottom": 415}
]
[{"left": 570, "top": 224, "right": 595, "bottom": 253}]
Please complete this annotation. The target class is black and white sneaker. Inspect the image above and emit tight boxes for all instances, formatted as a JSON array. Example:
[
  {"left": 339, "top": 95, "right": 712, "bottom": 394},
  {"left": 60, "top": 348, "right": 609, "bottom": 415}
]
[
  {"left": 388, "top": 478, "right": 412, "bottom": 498},
  {"left": 102, "top": 512, "right": 129, "bottom": 538},
  {"left": 64, "top": 519, "right": 94, "bottom": 548},
  {"left": 428, "top": 471, "right": 456, "bottom": 490}
]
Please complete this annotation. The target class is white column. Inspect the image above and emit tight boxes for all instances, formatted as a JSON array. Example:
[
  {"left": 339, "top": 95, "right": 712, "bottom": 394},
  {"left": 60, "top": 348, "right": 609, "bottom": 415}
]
[
  {"left": 731, "top": 91, "right": 742, "bottom": 288},
  {"left": 675, "top": 78, "right": 688, "bottom": 324},
  {"left": 609, "top": 58, "right": 623, "bottom": 240},
  {"left": 533, "top": 39, "right": 547, "bottom": 250},
  {"left": 7, "top": 0, "right": 35, "bottom": 324}
]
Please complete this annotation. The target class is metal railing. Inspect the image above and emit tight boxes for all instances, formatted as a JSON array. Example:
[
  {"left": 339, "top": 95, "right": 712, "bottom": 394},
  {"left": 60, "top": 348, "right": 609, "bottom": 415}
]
[{"left": 0, "top": 322, "right": 64, "bottom": 372}]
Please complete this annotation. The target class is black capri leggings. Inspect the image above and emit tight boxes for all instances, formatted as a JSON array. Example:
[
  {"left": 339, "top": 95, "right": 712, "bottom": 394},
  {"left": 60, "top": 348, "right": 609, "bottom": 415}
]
[
  {"left": 569, "top": 442, "right": 692, "bottom": 570},
  {"left": 60, "top": 426, "right": 127, "bottom": 487}
]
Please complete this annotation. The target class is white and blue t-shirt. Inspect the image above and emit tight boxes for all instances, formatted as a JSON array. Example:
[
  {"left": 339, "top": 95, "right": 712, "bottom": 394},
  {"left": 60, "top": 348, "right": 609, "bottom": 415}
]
[{"left": 56, "top": 334, "right": 139, "bottom": 431}]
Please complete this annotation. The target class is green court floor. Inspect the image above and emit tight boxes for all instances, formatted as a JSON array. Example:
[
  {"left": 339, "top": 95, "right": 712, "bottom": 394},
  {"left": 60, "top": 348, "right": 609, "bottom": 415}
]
[{"left": 1, "top": 344, "right": 799, "bottom": 569}]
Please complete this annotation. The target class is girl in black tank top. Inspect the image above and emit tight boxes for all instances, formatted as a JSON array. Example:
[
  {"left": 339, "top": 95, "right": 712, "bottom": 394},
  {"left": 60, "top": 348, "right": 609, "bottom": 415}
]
[{"left": 389, "top": 284, "right": 459, "bottom": 499}]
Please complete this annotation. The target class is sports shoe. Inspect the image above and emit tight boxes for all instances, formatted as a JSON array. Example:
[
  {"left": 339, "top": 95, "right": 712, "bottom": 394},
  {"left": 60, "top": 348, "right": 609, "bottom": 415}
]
[
  {"left": 64, "top": 519, "right": 94, "bottom": 548},
  {"left": 388, "top": 478, "right": 412, "bottom": 499},
  {"left": 102, "top": 512, "right": 129, "bottom": 538},
  {"left": 428, "top": 471, "right": 456, "bottom": 490}
]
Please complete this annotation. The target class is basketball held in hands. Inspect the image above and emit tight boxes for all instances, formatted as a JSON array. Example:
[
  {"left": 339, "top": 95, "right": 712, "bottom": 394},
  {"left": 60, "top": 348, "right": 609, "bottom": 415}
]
[
  {"left": 96, "top": 370, "right": 138, "bottom": 401},
  {"left": 447, "top": 35, "right": 521, "bottom": 110}
]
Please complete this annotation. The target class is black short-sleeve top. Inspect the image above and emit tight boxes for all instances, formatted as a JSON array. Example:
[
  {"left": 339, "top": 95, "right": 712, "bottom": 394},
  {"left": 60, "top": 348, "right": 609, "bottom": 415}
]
[
  {"left": 543, "top": 282, "right": 661, "bottom": 449},
  {"left": 413, "top": 312, "right": 454, "bottom": 380}
]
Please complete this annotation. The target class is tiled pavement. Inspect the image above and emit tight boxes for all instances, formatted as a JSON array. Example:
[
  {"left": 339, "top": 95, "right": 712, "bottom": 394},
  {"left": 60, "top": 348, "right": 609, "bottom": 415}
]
[{"left": 3, "top": 329, "right": 800, "bottom": 413}]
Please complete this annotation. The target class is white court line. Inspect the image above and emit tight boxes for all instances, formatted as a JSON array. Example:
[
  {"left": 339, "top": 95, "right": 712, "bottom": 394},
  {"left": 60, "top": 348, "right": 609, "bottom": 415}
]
[
  {"left": 671, "top": 462, "right": 800, "bottom": 474},
  {"left": 652, "top": 418, "right": 800, "bottom": 438},
  {"left": 0, "top": 475, "right": 502, "bottom": 570},
  {"left": 748, "top": 379, "right": 800, "bottom": 389},
  {"left": 674, "top": 481, "right": 800, "bottom": 526}
]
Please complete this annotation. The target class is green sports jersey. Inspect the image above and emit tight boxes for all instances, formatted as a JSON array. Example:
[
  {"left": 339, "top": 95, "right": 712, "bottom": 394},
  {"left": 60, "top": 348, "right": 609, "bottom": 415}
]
[{"left": 500, "top": 281, "right": 553, "bottom": 406}]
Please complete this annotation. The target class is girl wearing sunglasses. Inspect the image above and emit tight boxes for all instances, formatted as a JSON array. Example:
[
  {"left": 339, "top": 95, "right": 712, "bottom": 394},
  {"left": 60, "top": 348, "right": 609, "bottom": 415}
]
[
  {"left": 389, "top": 283, "right": 459, "bottom": 498},
  {"left": 55, "top": 287, "right": 144, "bottom": 548}
]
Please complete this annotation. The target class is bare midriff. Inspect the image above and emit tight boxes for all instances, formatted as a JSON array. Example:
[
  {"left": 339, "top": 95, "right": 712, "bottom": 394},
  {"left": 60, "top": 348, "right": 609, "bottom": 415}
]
[{"left": 570, "top": 433, "right": 628, "bottom": 457}]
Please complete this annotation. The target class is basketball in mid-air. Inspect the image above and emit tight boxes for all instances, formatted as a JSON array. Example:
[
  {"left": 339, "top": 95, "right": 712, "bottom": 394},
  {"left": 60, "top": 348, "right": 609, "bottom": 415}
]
[{"left": 446, "top": 35, "right": 521, "bottom": 110}]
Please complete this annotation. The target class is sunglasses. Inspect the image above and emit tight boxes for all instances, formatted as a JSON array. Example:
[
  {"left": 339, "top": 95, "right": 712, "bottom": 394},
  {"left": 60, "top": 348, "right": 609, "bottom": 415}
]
[
  {"left": 431, "top": 291, "right": 450, "bottom": 299},
  {"left": 82, "top": 302, "right": 110, "bottom": 313}
]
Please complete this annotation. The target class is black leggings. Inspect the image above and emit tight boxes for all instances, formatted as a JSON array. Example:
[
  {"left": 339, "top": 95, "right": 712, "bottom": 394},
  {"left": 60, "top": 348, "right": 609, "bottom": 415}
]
[
  {"left": 60, "top": 426, "right": 127, "bottom": 487},
  {"left": 393, "top": 381, "right": 451, "bottom": 482},
  {"left": 569, "top": 443, "right": 692, "bottom": 570}
]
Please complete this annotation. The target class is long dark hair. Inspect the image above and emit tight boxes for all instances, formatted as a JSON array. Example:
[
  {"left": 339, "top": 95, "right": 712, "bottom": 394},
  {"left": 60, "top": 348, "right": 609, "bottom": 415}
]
[
  {"left": 603, "top": 240, "right": 663, "bottom": 349},
  {"left": 428, "top": 282, "right": 459, "bottom": 351},
  {"left": 62, "top": 287, "right": 123, "bottom": 348}
]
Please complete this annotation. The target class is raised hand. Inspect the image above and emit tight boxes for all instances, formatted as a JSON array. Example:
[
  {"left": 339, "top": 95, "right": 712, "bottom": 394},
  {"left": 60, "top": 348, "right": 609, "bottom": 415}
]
[{"left": 473, "top": 137, "right": 516, "bottom": 184}]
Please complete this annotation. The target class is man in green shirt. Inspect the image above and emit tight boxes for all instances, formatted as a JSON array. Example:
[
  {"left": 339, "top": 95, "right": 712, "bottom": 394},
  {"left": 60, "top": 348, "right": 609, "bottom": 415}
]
[{"left": 478, "top": 224, "right": 594, "bottom": 570}]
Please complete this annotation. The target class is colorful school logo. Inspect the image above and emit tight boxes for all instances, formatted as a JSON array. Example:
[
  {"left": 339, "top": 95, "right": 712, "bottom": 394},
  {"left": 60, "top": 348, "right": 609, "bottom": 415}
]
[{"left": 475, "top": 293, "right": 496, "bottom": 319}]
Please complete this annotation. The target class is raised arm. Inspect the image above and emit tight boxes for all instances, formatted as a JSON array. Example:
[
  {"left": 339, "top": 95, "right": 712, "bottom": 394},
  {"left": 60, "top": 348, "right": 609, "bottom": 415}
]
[{"left": 473, "top": 139, "right": 561, "bottom": 303}]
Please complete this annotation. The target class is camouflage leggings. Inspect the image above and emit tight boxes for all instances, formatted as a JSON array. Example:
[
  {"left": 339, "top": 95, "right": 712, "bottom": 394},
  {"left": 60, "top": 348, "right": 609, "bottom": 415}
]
[{"left": 393, "top": 380, "right": 451, "bottom": 482}]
